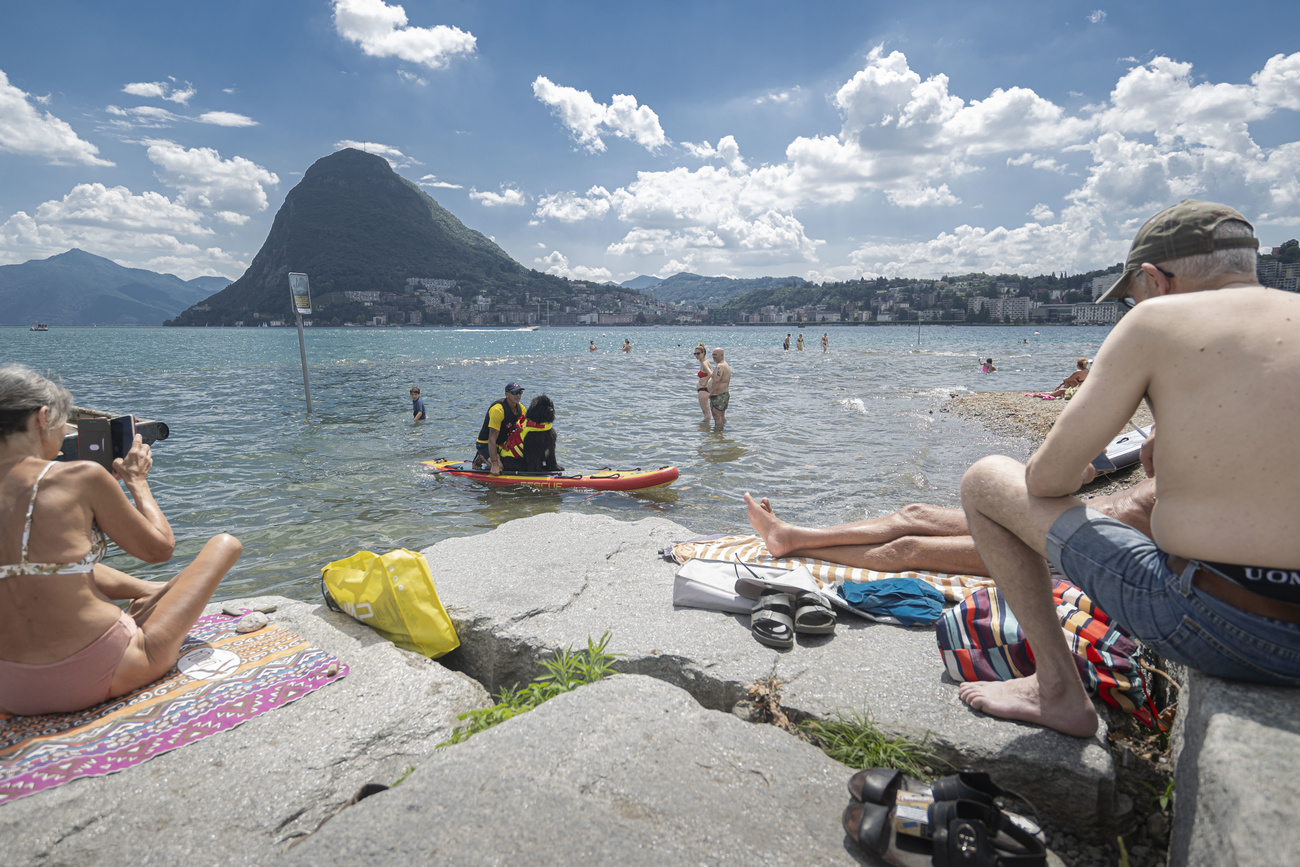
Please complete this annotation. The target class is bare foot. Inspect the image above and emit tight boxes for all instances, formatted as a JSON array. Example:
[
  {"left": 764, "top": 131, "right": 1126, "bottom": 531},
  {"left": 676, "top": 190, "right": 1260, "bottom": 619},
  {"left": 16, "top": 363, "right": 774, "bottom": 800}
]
[
  {"left": 744, "top": 492, "right": 795, "bottom": 557},
  {"left": 957, "top": 673, "right": 1098, "bottom": 738}
]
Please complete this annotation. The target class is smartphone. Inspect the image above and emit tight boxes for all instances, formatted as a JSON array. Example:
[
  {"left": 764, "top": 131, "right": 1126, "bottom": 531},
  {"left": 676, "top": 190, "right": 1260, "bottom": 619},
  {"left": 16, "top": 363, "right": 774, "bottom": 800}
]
[
  {"left": 1090, "top": 452, "right": 1118, "bottom": 475},
  {"left": 110, "top": 415, "right": 137, "bottom": 460},
  {"left": 76, "top": 417, "right": 113, "bottom": 471}
]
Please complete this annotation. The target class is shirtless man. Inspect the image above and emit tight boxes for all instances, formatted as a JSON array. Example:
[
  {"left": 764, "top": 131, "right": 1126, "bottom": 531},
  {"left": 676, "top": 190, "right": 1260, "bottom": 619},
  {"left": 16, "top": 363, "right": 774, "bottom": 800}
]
[
  {"left": 744, "top": 478, "right": 1155, "bottom": 577},
  {"left": 708, "top": 348, "right": 731, "bottom": 426},
  {"left": 959, "top": 200, "right": 1300, "bottom": 737}
]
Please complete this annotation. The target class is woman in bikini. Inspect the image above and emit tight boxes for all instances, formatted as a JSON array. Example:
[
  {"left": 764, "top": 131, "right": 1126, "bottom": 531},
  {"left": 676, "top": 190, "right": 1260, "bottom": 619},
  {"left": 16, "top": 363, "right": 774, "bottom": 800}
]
[
  {"left": 0, "top": 365, "right": 241, "bottom": 716},
  {"left": 693, "top": 343, "right": 712, "bottom": 419}
]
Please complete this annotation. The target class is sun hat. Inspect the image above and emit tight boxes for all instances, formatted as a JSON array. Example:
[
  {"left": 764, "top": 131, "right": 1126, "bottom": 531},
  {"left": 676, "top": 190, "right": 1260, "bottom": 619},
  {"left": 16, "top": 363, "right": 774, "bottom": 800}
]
[
  {"left": 504, "top": 381, "right": 524, "bottom": 394},
  {"left": 1098, "top": 200, "right": 1258, "bottom": 303}
]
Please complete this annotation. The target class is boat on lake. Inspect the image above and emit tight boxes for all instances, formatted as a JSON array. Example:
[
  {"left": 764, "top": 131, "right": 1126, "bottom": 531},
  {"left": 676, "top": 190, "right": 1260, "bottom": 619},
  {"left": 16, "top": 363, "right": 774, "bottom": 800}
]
[{"left": 29, "top": 322, "right": 49, "bottom": 331}]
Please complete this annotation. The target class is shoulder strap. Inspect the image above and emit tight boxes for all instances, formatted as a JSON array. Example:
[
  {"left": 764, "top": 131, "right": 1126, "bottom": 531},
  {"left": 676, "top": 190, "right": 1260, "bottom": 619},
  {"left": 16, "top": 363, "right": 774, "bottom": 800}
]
[{"left": 20, "top": 462, "right": 58, "bottom": 564}]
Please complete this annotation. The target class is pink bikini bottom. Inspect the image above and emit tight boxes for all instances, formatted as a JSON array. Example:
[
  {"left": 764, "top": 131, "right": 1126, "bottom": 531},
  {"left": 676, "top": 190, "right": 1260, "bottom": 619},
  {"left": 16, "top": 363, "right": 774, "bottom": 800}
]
[{"left": 0, "top": 611, "right": 137, "bottom": 716}]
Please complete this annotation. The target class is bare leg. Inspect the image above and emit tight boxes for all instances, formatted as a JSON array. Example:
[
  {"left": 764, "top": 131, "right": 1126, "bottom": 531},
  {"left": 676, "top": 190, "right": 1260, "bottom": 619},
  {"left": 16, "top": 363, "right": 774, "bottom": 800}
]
[
  {"left": 957, "top": 455, "right": 1098, "bottom": 737},
  {"left": 697, "top": 390, "right": 710, "bottom": 418},
  {"left": 711, "top": 401, "right": 726, "bottom": 426},
  {"left": 110, "top": 534, "right": 242, "bottom": 697},
  {"left": 784, "top": 535, "right": 989, "bottom": 575},
  {"left": 745, "top": 493, "right": 970, "bottom": 558}
]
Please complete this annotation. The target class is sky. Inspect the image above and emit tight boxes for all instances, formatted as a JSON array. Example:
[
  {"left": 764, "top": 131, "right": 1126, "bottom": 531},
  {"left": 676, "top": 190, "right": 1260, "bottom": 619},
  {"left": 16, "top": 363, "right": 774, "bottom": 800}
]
[{"left": 2, "top": 1, "right": 1298, "bottom": 286}]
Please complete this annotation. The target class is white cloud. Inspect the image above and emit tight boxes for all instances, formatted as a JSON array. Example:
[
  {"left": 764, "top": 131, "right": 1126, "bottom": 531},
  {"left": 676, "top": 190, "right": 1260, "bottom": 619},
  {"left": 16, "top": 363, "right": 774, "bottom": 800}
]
[
  {"left": 123, "top": 79, "right": 196, "bottom": 104},
  {"left": 197, "top": 111, "right": 257, "bottom": 127},
  {"left": 333, "top": 139, "right": 419, "bottom": 168},
  {"left": 469, "top": 186, "right": 526, "bottom": 207},
  {"left": 332, "top": 0, "right": 476, "bottom": 70},
  {"left": 397, "top": 69, "right": 427, "bottom": 86},
  {"left": 1088, "top": 10, "right": 1107, "bottom": 24},
  {"left": 534, "top": 250, "right": 612, "bottom": 281},
  {"left": 532, "top": 76, "right": 666, "bottom": 153},
  {"left": 754, "top": 88, "right": 800, "bottom": 106},
  {"left": 0, "top": 69, "right": 112, "bottom": 165},
  {"left": 104, "top": 104, "right": 183, "bottom": 129},
  {"left": 0, "top": 182, "right": 249, "bottom": 279},
  {"left": 534, "top": 187, "right": 612, "bottom": 222},
  {"left": 1030, "top": 203, "right": 1056, "bottom": 221},
  {"left": 145, "top": 140, "right": 279, "bottom": 217},
  {"left": 418, "top": 174, "right": 462, "bottom": 189}
]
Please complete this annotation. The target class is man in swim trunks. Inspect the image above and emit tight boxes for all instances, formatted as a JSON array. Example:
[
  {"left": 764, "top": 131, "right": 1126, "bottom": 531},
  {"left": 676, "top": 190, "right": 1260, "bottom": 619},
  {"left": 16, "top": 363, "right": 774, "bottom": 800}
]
[
  {"left": 708, "top": 348, "right": 731, "bottom": 426},
  {"left": 473, "top": 381, "right": 525, "bottom": 474},
  {"left": 960, "top": 200, "right": 1300, "bottom": 737}
]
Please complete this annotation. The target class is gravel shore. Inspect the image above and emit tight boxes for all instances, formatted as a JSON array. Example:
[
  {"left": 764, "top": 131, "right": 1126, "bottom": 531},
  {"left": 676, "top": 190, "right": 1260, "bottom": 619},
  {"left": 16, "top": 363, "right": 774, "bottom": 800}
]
[{"left": 942, "top": 391, "right": 1155, "bottom": 497}]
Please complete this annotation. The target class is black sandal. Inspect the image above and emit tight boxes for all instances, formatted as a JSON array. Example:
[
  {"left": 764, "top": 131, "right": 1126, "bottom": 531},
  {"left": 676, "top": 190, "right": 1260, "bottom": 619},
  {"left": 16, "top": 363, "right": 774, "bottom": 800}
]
[{"left": 750, "top": 590, "right": 794, "bottom": 650}]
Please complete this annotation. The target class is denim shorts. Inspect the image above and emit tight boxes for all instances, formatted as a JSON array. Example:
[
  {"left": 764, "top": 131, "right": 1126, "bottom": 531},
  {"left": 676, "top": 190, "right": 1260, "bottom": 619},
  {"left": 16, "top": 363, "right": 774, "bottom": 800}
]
[{"left": 1045, "top": 506, "right": 1300, "bottom": 686}]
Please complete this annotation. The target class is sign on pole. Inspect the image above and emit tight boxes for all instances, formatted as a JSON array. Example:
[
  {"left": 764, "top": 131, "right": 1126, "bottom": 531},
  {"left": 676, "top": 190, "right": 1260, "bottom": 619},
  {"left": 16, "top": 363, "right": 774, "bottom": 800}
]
[{"left": 288, "top": 273, "right": 313, "bottom": 414}]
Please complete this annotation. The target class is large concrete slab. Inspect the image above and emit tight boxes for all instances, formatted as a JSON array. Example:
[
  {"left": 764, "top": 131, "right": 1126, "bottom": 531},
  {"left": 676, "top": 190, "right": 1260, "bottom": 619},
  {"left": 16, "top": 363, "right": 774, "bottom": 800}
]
[
  {"left": 1170, "top": 670, "right": 1300, "bottom": 866},
  {"left": 1, "top": 597, "right": 490, "bottom": 867},
  {"left": 422, "top": 512, "right": 1116, "bottom": 825},
  {"left": 284, "top": 674, "right": 874, "bottom": 866}
]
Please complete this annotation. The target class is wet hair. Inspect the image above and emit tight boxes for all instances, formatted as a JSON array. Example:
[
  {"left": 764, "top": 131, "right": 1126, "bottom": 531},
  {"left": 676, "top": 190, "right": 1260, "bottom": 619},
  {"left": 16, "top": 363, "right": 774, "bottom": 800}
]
[
  {"left": 0, "top": 364, "right": 73, "bottom": 441},
  {"left": 527, "top": 394, "right": 556, "bottom": 424}
]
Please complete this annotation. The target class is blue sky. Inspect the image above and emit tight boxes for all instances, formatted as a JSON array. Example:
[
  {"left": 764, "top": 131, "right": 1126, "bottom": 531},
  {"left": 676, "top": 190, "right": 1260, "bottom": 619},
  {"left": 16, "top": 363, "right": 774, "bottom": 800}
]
[{"left": 2, "top": 0, "right": 1297, "bottom": 284}]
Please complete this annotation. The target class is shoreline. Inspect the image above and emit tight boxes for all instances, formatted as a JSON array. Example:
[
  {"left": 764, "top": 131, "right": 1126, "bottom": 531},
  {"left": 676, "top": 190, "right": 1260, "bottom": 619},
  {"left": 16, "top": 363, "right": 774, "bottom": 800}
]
[{"left": 943, "top": 391, "right": 1154, "bottom": 496}]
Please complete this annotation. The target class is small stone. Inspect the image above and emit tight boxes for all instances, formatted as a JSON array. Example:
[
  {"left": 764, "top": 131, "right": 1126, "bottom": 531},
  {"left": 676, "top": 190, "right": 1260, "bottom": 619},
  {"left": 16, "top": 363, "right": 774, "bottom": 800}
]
[
  {"left": 252, "top": 602, "right": 278, "bottom": 614},
  {"left": 326, "top": 662, "right": 339, "bottom": 677},
  {"left": 1146, "top": 811, "right": 1169, "bottom": 842},
  {"left": 235, "top": 611, "right": 269, "bottom": 633},
  {"left": 222, "top": 602, "right": 247, "bottom": 617},
  {"left": 730, "top": 700, "right": 762, "bottom": 723}
]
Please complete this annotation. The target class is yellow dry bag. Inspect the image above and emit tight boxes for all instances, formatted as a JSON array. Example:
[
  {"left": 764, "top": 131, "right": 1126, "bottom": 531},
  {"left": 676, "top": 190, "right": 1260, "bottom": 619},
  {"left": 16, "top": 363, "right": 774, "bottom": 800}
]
[{"left": 321, "top": 548, "right": 459, "bottom": 659}]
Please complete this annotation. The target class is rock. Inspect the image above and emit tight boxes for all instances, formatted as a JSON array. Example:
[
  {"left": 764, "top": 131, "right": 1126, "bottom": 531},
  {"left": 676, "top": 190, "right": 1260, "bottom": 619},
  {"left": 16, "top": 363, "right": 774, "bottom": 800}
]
[
  {"left": 0, "top": 597, "right": 490, "bottom": 866},
  {"left": 421, "top": 512, "right": 1116, "bottom": 825},
  {"left": 1146, "top": 811, "right": 1169, "bottom": 842},
  {"left": 235, "top": 611, "right": 269, "bottom": 632},
  {"left": 284, "top": 675, "right": 864, "bottom": 865},
  {"left": 1170, "top": 670, "right": 1300, "bottom": 865},
  {"left": 222, "top": 601, "right": 279, "bottom": 616}
]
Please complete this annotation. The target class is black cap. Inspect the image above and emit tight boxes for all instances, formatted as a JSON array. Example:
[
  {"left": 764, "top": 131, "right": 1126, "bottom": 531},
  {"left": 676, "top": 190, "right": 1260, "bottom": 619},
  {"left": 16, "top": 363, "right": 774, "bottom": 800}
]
[{"left": 505, "top": 381, "right": 524, "bottom": 394}]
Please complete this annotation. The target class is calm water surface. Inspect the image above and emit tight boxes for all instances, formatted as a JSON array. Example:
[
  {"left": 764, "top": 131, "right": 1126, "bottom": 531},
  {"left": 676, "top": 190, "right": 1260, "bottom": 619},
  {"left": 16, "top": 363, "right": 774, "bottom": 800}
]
[{"left": 6, "top": 324, "right": 1113, "bottom": 601}]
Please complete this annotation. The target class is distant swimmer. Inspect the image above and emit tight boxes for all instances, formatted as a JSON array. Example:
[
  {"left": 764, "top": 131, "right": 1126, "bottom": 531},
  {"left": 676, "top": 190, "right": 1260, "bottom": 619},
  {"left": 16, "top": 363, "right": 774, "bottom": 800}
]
[
  {"left": 821, "top": 332, "right": 828, "bottom": 353},
  {"left": 981, "top": 357, "right": 997, "bottom": 373},
  {"left": 796, "top": 334, "right": 804, "bottom": 351},
  {"left": 783, "top": 334, "right": 790, "bottom": 351},
  {"left": 589, "top": 340, "right": 596, "bottom": 352},
  {"left": 622, "top": 338, "right": 632, "bottom": 353}
]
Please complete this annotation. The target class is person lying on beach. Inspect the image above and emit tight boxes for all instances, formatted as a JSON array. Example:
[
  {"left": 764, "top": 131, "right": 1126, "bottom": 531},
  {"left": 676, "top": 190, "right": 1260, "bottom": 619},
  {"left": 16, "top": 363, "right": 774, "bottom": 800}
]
[
  {"left": 1045, "top": 358, "right": 1090, "bottom": 398},
  {"left": 743, "top": 478, "right": 1155, "bottom": 577},
  {"left": 0, "top": 364, "right": 241, "bottom": 716},
  {"left": 960, "top": 200, "right": 1300, "bottom": 738}
]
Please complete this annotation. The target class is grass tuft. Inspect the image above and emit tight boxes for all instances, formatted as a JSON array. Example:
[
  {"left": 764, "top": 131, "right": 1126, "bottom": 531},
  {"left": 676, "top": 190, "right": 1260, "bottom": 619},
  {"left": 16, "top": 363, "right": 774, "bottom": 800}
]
[
  {"left": 438, "top": 632, "right": 620, "bottom": 748},
  {"left": 798, "top": 708, "right": 945, "bottom": 781}
]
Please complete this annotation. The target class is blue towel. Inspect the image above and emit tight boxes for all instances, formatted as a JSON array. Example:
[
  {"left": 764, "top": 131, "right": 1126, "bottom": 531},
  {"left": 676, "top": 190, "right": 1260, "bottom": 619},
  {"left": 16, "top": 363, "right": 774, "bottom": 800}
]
[{"left": 837, "top": 578, "right": 945, "bottom": 626}]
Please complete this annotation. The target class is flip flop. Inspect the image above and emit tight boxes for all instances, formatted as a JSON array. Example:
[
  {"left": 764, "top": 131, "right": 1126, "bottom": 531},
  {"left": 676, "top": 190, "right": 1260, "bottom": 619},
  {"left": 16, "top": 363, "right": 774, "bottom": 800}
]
[
  {"left": 849, "top": 767, "right": 1043, "bottom": 842},
  {"left": 751, "top": 590, "right": 794, "bottom": 650},
  {"left": 793, "top": 591, "right": 836, "bottom": 634},
  {"left": 843, "top": 798, "right": 1047, "bottom": 867}
]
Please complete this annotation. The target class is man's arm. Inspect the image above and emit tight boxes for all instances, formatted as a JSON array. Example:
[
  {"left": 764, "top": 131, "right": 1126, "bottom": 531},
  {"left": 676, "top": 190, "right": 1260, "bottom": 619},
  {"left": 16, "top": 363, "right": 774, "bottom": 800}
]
[
  {"left": 711, "top": 364, "right": 731, "bottom": 395},
  {"left": 1026, "top": 307, "right": 1160, "bottom": 497}
]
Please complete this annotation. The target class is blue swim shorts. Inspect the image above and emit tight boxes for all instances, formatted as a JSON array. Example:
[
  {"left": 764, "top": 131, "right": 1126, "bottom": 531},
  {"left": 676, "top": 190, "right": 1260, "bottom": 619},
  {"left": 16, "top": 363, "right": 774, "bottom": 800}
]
[{"left": 1045, "top": 506, "right": 1300, "bottom": 686}]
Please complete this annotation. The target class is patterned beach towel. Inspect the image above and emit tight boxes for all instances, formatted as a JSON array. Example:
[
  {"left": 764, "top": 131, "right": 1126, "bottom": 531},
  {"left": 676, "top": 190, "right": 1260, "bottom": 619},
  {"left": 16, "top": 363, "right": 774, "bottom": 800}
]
[
  {"left": 669, "top": 534, "right": 994, "bottom": 602},
  {"left": 0, "top": 612, "right": 348, "bottom": 805},
  {"left": 935, "top": 580, "right": 1159, "bottom": 728}
]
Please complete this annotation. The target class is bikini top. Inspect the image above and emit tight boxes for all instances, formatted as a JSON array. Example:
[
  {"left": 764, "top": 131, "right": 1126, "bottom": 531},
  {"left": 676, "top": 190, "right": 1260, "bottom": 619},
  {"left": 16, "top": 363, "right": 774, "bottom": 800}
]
[
  {"left": 697, "top": 370, "right": 709, "bottom": 378},
  {"left": 0, "top": 461, "right": 108, "bottom": 579}
]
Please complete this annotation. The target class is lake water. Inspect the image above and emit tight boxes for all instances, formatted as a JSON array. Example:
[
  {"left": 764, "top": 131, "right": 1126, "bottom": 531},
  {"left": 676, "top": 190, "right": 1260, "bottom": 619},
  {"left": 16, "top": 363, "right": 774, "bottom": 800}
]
[{"left": 6, "top": 324, "right": 1113, "bottom": 602}]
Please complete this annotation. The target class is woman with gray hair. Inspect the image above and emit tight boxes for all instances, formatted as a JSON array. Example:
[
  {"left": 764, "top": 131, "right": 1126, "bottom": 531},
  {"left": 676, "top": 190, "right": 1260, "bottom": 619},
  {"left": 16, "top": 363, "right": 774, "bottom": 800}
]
[{"left": 0, "top": 364, "right": 241, "bottom": 716}]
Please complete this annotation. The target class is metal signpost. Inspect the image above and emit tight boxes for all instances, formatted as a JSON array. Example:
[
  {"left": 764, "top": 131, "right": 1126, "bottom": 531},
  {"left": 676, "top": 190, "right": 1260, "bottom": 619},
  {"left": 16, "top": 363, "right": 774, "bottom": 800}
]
[{"left": 288, "top": 272, "right": 313, "bottom": 414}]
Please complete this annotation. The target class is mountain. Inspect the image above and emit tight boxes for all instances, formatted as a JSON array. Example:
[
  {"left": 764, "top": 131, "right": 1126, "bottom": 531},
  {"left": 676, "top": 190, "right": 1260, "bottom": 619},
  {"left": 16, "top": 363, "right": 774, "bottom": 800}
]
[
  {"left": 619, "top": 275, "right": 663, "bottom": 291},
  {"left": 0, "top": 249, "right": 225, "bottom": 326},
  {"left": 168, "top": 148, "right": 575, "bottom": 326},
  {"left": 644, "top": 273, "right": 809, "bottom": 306}
]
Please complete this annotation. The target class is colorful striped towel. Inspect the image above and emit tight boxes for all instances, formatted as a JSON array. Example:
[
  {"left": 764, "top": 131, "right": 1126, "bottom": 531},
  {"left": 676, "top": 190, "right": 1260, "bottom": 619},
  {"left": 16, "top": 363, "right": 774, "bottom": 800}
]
[{"left": 669, "top": 534, "right": 994, "bottom": 603}]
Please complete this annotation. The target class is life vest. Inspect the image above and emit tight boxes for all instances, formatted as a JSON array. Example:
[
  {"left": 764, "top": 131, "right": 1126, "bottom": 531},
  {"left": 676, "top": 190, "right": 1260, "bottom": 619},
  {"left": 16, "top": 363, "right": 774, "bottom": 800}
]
[
  {"left": 500, "top": 415, "right": 553, "bottom": 458},
  {"left": 476, "top": 398, "right": 522, "bottom": 445}
]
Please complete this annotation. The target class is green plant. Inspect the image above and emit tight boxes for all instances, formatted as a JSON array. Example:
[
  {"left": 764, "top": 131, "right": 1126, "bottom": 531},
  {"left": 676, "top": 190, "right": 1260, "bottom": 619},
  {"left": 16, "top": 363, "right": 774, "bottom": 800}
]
[
  {"left": 438, "top": 633, "right": 620, "bottom": 747},
  {"left": 392, "top": 765, "right": 416, "bottom": 787},
  {"left": 1134, "top": 777, "right": 1175, "bottom": 812},
  {"left": 798, "top": 708, "right": 944, "bottom": 781}
]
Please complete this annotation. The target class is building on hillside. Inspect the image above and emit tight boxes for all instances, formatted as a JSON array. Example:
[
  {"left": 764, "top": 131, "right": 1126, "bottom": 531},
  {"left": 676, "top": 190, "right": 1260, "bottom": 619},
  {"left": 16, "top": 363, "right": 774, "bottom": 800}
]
[
  {"left": 1258, "top": 260, "right": 1300, "bottom": 291},
  {"left": 1072, "top": 301, "right": 1122, "bottom": 324},
  {"left": 1090, "top": 273, "right": 1120, "bottom": 300}
]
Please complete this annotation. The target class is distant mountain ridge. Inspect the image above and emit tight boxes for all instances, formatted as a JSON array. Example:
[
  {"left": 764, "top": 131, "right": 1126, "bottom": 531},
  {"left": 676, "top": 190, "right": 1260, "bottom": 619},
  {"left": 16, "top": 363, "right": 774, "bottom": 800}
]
[
  {"left": 0, "top": 249, "right": 225, "bottom": 326},
  {"left": 169, "top": 148, "right": 575, "bottom": 326},
  {"left": 637, "top": 272, "right": 809, "bottom": 306}
]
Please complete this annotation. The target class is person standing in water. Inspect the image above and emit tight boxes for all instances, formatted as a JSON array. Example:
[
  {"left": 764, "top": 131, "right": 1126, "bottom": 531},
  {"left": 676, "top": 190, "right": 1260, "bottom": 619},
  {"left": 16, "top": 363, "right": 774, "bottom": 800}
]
[
  {"left": 693, "top": 344, "right": 712, "bottom": 419},
  {"left": 708, "top": 348, "right": 731, "bottom": 426},
  {"left": 821, "top": 332, "right": 828, "bottom": 353},
  {"left": 410, "top": 387, "right": 425, "bottom": 421}
]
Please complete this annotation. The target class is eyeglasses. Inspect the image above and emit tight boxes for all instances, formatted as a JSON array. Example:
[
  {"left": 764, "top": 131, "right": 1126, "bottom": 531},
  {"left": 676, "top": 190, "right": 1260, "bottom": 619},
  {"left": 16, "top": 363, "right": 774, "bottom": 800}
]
[{"left": 509, "top": 389, "right": 523, "bottom": 395}]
